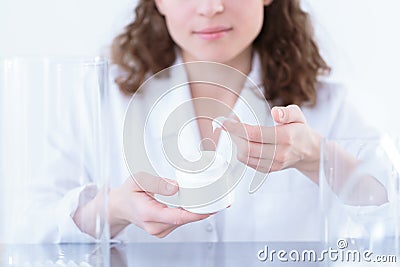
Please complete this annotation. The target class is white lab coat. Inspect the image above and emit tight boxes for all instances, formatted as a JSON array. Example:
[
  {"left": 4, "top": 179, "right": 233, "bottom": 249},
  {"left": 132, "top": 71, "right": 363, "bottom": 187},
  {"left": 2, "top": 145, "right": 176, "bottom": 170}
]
[{"left": 15, "top": 54, "right": 384, "bottom": 243}]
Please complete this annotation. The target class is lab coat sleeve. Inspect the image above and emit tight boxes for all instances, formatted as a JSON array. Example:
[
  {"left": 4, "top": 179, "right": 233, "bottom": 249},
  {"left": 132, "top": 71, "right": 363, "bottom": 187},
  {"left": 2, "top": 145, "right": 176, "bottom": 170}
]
[
  {"left": 315, "top": 84, "right": 397, "bottom": 237},
  {"left": 15, "top": 107, "right": 103, "bottom": 243},
  {"left": 56, "top": 184, "right": 99, "bottom": 243},
  {"left": 15, "top": 69, "right": 128, "bottom": 243},
  {"left": 309, "top": 83, "right": 396, "bottom": 212},
  {"left": 323, "top": 84, "right": 389, "bottom": 190},
  {"left": 15, "top": 135, "right": 100, "bottom": 243},
  {"left": 324, "top": 84, "right": 381, "bottom": 140}
]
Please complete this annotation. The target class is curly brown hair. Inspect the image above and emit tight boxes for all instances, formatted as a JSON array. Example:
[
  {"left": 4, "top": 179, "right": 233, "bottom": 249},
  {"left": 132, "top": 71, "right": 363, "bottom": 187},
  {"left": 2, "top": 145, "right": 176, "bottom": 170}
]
[{"left": 111, "top": 0, "right": 330, "bottom": 107}]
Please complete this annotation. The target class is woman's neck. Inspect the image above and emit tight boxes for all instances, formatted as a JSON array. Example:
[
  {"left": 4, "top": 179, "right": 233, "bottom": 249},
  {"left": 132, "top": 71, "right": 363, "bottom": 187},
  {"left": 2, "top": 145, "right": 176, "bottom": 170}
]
[
  {"left": 182, "top": 46, "right": 253, "bottom": 80},
  {"left": 183, "top": 46, "right": 253, "bottom": 101},
  {"left": 181, "top": 46, "right": 254, "bottom": 150}
]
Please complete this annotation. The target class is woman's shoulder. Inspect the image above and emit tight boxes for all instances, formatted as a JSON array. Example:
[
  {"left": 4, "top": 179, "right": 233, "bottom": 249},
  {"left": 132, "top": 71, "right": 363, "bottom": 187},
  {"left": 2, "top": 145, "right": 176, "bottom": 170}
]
[
  {"left": 315, "top": 81, "right": 348, "bottom": 106},
  {"left": 301, "top": 82, "right": 350, "bottom": 135},
  {"left": 307, "top": 81, "right": 382, "bottom": 139},
  {"left": 302, "top": 81, "right": 348, "bottom": 116}
]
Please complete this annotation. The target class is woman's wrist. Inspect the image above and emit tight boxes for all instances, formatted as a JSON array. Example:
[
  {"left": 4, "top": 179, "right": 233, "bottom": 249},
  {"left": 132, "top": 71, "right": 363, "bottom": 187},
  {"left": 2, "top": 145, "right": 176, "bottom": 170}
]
[
  {"left": 72, "top": 184, "right": 133, "bottom": 238},
  {"left": 295, "top": 132, "right": 322, "bottom": 183},
  {"left": 72, "top": 193, "right": 102, "bottom": 238},
  {"left": 72, "top": 186, "right": 110, "bottom": 238},
  {"left": 108, "top": 186, "right": 131, "bottom": 237}
]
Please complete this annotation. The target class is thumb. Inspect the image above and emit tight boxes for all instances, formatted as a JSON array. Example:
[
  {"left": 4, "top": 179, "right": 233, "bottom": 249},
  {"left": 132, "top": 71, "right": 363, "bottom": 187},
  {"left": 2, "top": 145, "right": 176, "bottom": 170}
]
[
  {"left": 271, "top": 104, "right": 306, "bottom": 124},
  {"left": 130, "top": 172, "right": 179, "bottom": 196}
]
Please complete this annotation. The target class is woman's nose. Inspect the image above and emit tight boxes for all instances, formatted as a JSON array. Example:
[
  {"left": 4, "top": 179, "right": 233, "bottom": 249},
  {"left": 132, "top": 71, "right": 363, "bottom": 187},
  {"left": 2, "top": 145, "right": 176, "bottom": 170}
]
[{"left": 196, "top": 0, "right": 224, "bottom": 18}]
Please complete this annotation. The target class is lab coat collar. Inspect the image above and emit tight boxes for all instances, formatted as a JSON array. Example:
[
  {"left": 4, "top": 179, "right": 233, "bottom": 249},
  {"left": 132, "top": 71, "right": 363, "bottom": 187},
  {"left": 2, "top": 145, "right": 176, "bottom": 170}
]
[{"left": 145, "top": 51, "right": 267, "bottom": 141}]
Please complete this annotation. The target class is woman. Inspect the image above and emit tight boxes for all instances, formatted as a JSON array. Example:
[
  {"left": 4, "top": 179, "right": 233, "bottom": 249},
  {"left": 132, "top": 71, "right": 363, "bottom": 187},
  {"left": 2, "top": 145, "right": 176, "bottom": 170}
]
[{"left": 18, "top": 0, "right": 387, "bottom": 243}]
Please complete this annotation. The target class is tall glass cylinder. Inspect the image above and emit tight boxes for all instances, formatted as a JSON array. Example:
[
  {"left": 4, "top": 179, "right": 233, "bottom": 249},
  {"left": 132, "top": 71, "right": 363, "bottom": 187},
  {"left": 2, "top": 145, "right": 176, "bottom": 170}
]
[
  {"left": 320, "top": 136, "right": 400, "bottom": 258},
  {"left": 0, "top": 58, "right": 110, "bottom": 265}
]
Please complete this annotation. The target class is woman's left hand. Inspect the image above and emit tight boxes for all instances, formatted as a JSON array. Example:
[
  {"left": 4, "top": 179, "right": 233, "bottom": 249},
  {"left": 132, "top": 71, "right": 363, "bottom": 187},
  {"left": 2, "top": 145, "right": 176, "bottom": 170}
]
[{"left": 223, "top": 105, "right": 322, "bottom": 183}]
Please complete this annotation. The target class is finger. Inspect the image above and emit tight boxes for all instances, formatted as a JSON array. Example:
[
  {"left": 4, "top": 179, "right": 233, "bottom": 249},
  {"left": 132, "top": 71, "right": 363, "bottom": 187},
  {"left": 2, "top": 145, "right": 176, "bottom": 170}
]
[
  {"left": 271, "top": 105, "right": 306, "bottom": 124},
  {"left": 227, "top": 122, "right": 299, "bottom": 153},
  {"left": 227, "top": 113, "right": 240, "bottom": 122},
  {"left": 246, "top": 158, "right": 273, "bottom": 173},
  {"left": 239, "top": 142, "right": 303, "bottom": 167},
  {"left": 212, "top": 114, "right": 240, "bottom": 132},
  {"left": 224, "top": 120, "right": 276, "bottom": 144},
  {"left": 156, "top": 226, "right": 179, "bottom": 238},
  {"left": 231, "top": 135, "right": 266, "bottom": 163},
  {"left": 247, "top": 156, "right": 288, "bottom": 172},
  {"left": 141, "top": 221, "right": 177, "bottom": 237},
  {"left": 130, "top": 172, "right": 178, "bottom": 196},
  {"left": 246, "top": 142, "right": 276, "bottom": 160},
  {"left": 223, "top": 119, "right": 247, "bottom": 140},
  {"left": 151, "top": 207, "right": 211, "bottom": 226},
  {"left": 230, "top": 134, "right": 250, "bottom": 157},
  {"left": 237, "top": 155, "right": 263, "bottom": 167}
]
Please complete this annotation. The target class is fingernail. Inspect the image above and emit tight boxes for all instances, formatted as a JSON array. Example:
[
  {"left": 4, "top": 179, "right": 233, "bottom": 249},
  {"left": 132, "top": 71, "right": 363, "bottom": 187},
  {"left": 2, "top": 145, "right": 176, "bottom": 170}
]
[
  {"left": 214, "top": 117, "right": 238, "bottom": 132},
  {"left": 227, "top": 113, "right": 237, "bottom": 120},
  {"left": 277, "top": 108, "right": 284, "bottom": 120},
  {"left": 166, "top": 181, "right": 177, "bottom": 192},
  {"left": 226, "top": 117, "right": 238, "bottom": 123},
  {"left": 223, "top": 118, "right": 237, "bottom": 127}
]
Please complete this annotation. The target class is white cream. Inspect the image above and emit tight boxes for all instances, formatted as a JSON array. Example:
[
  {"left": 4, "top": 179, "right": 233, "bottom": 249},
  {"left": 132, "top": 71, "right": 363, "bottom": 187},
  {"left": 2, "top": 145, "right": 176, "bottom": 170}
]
[
  {"left": 211, "top": 116, "right": 237, "bottom": 133},
  {"left": 175, "top": 151, "right": 234, "bottom": 214}
]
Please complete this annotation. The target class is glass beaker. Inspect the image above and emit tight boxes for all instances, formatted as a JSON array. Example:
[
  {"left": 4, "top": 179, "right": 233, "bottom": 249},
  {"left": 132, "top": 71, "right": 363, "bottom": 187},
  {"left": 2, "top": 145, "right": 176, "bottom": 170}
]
[
  {"left": 320, "top": 136, "right": 400, "bottom": 257},
  {"left": 0, "top": 58, "right": 110, "bottom": 265}
]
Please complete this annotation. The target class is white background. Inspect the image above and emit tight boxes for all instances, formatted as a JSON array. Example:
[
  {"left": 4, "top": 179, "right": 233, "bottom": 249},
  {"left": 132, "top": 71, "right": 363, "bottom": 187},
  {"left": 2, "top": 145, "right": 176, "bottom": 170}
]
[
  {"left": 1, "top": 0, "right": 400, "bottom": 135},
  {"left": 305, "top": 0, "right": 400, "bottom": 136}
]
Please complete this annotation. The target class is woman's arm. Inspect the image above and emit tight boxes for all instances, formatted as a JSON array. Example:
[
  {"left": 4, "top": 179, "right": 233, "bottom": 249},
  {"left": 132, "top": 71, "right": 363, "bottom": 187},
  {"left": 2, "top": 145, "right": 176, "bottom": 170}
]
[
  {"left": 73, "top": 172, "right": 211, "bottom": 239},
  {"left": 223, "top": 105, "right": 388, "bottom": 206}
]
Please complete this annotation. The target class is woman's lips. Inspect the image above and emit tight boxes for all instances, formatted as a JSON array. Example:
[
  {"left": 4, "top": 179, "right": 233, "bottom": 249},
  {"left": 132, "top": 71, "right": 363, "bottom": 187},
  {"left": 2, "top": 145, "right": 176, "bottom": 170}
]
[{"left": 193, "top": 27, "right": 233, "bottom": 41}]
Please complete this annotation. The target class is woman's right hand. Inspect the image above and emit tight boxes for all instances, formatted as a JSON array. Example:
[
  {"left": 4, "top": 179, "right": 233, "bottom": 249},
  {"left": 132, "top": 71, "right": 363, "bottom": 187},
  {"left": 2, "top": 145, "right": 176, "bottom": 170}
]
[{"left": 108, "top": 172, "right": 211, "bottom": 238}]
